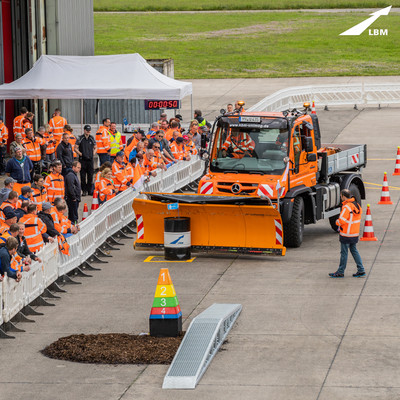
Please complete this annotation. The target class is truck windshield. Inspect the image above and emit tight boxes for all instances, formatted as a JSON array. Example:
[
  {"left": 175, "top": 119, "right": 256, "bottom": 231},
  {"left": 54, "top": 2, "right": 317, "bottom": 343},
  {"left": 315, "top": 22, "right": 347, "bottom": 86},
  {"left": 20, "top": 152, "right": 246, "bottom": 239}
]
[{"left": 210, "top": 127, "right": 288, "bottom": 174}]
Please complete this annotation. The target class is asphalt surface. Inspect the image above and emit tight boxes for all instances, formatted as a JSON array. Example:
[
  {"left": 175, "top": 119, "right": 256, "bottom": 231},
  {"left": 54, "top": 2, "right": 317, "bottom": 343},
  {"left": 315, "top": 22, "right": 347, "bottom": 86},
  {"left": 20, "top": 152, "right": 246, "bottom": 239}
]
[{"left": 1, "top": 78, "right": 400, "bottom": 400}]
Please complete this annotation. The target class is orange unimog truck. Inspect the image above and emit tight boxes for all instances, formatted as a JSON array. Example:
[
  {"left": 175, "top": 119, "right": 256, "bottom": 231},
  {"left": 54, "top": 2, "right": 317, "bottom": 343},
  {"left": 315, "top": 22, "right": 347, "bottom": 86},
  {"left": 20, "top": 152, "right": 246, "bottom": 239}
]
[{"left": 197, "top": 102, "right": 367, "bottom": 247}]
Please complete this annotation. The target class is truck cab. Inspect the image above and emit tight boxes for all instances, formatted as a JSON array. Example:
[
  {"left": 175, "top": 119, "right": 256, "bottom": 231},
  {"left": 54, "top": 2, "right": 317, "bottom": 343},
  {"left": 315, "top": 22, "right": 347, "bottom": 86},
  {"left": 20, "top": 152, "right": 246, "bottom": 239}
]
[{"left": 198, "top": 103, "right": 366, "bottom": 247}]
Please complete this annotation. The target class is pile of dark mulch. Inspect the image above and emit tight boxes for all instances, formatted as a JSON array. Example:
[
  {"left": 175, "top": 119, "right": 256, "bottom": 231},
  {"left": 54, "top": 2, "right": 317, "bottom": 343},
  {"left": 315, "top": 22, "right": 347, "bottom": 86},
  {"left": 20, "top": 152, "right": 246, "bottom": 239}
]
[{"left": 42, "top": 333, "right": 184, "bottom": 364}]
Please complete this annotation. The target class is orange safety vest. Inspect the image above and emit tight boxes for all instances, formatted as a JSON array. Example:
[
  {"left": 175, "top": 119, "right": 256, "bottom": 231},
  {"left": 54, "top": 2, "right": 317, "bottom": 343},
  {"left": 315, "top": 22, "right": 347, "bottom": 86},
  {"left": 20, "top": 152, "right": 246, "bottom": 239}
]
[
  {"left": 19, "top": 213, "right": 47, "bottom": 253},
  {"left": 50, "top": 207, "right": 72, "bottom": 234},
  {"left": 31, "top": 185, "right": 48, "bottom": 211},
  {"left": 43, "top": 131, "right": 56, "bottom": 154},
  {"left": 143, "top": 154, "right": 158, "bottom": 171},
  {"left": 13, "top": 115, "right": 25, "bottom": 135},
  {"left": 0, "top": 230, "right": 12, "bottom": 244},
  {"left": 170, "top": 142, "right": 189, "bottom": 161},
  {"left": 124, "top": 137, "right": 139, "bottom": 162},
  {"left": 336, "top": 197, "right": 362, "bottom": 238},
  {"left": 96, "top": 126, "right": 111, "bottom": 154},
  {"left": 125, "top": 163, "right": 134, "bottom": 183},
  {"left": 222, "top": 132, "right": 255, "bottom": 156},
  {"left": 22, "top": 119, "right": 32, "bottom": 138},
  {"left": 10, "top": 253, "right": 24, "bottom": 273},
  {"left": 44, "top": 173, "right": 65, "bottom": 203},
  {"left": 23, "top": 137, "right": 42, "bottom": 162},
  {"left": 185, "top": 140, "right": 198, "bottom": 155},
  {"left": 112, "top": 161, "right": 129, "bottom": 192},
  {"left": 49, "top": 116, "right": 67, "bottom": 143},
  {"left": 0, "top": 122, "right": 9, "bottom": 144},
  {"left": 0, "top": 201, "right": 16, "bottom": 223},
  {"left": 99, "top": 178, "right": 116, "bottom": 203}
]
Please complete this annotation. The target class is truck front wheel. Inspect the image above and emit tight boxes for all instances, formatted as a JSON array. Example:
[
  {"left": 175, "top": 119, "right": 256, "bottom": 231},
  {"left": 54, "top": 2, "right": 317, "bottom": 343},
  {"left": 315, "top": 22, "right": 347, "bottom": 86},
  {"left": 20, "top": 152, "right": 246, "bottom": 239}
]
[{"left": 283, "top": 196, "right": 304, "bottom": 248}]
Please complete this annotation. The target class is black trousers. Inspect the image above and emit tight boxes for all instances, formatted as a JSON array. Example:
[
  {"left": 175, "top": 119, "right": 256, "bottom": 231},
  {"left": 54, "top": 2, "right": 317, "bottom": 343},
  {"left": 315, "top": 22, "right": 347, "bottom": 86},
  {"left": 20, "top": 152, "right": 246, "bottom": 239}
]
[
  {"left": 80, "top": 159, "right": 94, "bottom": 194},
  {"left": 66, "top": 198, "right": 79, "bottom": 224}
]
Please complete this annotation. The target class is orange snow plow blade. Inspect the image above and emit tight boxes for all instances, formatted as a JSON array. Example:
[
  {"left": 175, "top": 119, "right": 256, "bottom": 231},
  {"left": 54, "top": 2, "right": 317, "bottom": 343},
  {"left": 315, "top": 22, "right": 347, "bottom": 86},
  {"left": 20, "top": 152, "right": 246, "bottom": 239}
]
[{"left": 133, "top": 193, "right": 286, "bottom": 256}]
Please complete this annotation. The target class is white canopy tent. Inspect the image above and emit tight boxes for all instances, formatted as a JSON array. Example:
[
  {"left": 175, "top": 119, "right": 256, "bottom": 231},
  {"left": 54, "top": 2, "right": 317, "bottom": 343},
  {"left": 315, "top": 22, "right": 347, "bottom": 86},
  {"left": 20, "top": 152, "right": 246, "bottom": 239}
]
[
  {"left": 0, "top": 54, "right": 193, "bottom": 131},
  {"left": 0, "top": 53, "right": 192, "bottom": 100}
]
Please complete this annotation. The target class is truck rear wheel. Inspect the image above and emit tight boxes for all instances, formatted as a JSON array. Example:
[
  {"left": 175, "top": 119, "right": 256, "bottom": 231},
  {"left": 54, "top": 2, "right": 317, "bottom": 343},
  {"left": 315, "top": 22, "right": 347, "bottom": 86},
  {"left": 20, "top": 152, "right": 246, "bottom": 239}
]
[
  {"left": 328, "top": 183, "right": 361, "bottom": 232},
  {"left": 283, "top": 196, "right": 304, "bottom": 248}
]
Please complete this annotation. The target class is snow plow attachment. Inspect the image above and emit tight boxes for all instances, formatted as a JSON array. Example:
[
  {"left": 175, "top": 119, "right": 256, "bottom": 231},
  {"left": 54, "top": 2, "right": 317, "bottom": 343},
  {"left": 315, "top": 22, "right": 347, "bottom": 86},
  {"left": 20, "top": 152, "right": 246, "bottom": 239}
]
[{"left": 133, "top": 193, "right": 286, "bottom": 256}]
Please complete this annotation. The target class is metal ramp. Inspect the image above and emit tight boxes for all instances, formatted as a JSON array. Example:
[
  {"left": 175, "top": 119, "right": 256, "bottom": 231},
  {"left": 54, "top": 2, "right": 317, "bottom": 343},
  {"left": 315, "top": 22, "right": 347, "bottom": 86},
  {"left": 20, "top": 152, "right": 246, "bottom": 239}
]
[{"left": 162, "top": 303, "right": 242, "bottom": 389}]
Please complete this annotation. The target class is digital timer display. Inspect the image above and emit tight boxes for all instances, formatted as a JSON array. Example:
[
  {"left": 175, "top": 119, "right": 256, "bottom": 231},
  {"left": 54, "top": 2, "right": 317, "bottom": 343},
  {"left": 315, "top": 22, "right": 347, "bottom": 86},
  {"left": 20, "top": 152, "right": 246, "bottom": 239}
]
[{"left": 144, "top": 100, "right": 180, "bottom": 110}]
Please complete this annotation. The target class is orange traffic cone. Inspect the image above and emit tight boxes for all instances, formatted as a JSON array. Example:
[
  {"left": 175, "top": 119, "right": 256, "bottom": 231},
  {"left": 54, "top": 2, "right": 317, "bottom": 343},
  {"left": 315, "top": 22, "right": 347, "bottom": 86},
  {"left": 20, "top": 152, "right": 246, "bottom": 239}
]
[
  {"left": 311, "top": 101, "right": 316, "bottom": 114},
  {"left": 360, "top": 204, "right": 378, "bottom": 241},
  {"left": 91, "top": 191, "right": 99, "bottom": 211},
  {"left": 393, "top": 146, "right": 400, "bottom": 176},
  {"left": 82, "top": 203, "right": 89, "bottom": 220},
  {"left": 378, "top": 172, "right": 393, "bottom": 204}
]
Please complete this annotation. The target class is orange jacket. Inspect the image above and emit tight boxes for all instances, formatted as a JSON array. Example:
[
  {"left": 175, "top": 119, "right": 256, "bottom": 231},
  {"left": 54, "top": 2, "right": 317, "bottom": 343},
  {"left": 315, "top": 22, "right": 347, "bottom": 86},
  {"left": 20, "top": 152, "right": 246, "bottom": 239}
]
[
  {"left": 125, "top": 163, "right": 134, "bottom": 183},
  {"left": 170, "top": 142, "right": 190, "bottom": 161},
  {"left": 0, "top": 201, "right": 16, "bottom": 224},
  {"left": 0, "top": 122, "right": 9, "bottom": 145},
  {"left": 49, "top": 116, "right": 67, "bottom": 143},
  {"left": 23, "top": 137, "right": 42, "bottom": 162},
  {"left": 112, "top": 161, "right": 129, "bottom": 192},
  {"left": 96, "top": 126, "right": 111, "bottom": 154},
  {"left": 44, "top": 173, "right": 65, "bottom": 203},
  {"left": 222, "top": 132, "right": 255, "bottom": 156},
  {"left": 44, "top": 131, "right": 56, "bottom": 154},
  {"left": 22, "top": 119, "right": 32, "bottom": 138},
  {"left": 143, "top": 154, "right": 160, "bottom": 171},
  {"left": 185, "top": 140, "right": 198, "bottom": 155},
  {"left": 31, "top": 185, "right": 48, "bottom": 211},
  {"left": 19, "top": 213, "right": 47, "bottom": 253},
  {"left": 124, "top": 137, "right": 139, "bottom": 162},
  {"left": 99, "top": 178, "right": 116, "bottom": 203},
  {"left": 13, "top": 115, "right": 25, "bottom": 135},
  {"left": 336, "top": 197, "right": 362, "bottom": 238},
  {"left": 50, "top": 207, "right": 72, "bottom": 234}
]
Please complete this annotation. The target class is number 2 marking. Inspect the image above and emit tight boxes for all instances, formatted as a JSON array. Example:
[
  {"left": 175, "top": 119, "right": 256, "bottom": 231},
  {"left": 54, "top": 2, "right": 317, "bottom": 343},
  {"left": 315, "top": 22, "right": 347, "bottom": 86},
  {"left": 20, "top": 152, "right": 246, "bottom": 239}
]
[{"left": 160, "top": 287, "right": 166, "bottom": 296}]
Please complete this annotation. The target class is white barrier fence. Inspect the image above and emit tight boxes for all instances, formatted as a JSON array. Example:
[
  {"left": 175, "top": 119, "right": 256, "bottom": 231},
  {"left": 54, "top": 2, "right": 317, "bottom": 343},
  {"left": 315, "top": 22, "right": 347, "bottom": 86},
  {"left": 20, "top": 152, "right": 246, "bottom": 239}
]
[
  {"left": 248, "top": 83, "right": 400, "bottom": 112},
  {"left": 1, "top": 156, "right": 205, "bottom": 329}
]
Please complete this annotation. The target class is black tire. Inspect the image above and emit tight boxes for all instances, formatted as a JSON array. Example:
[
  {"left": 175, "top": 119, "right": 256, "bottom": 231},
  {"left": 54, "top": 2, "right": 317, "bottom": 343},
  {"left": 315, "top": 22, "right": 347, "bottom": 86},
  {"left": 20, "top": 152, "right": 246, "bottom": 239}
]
[
  {"left": 328, "top": 183, "right": 361, "bottom": 232},
  {"left": 349, "top": 183, "right": 362, "bottom": 205},
  {"left": 283, "top": 196, "right": 304, "bottom": 248}
]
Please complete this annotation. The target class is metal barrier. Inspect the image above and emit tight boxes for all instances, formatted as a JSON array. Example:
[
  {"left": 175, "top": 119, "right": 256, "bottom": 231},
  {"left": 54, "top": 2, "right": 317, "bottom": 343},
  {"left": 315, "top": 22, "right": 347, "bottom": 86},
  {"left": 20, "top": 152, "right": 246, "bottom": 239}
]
[
  {"left": 1, "top": 156, "right": 205, "bottom": 330},
  {"left": 42, "top": 241, "right": 59, "bottom": 287},
  {"left": 248, "top": 82, "right": 400, "bottom": 112}
]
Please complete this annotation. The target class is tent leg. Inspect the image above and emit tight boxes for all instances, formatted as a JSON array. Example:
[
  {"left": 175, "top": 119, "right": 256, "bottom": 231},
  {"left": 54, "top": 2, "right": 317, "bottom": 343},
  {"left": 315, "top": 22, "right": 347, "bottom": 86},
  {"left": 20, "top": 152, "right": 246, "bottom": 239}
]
[{"left": 81, "top": 99, "right": 84, "bottom": 135}]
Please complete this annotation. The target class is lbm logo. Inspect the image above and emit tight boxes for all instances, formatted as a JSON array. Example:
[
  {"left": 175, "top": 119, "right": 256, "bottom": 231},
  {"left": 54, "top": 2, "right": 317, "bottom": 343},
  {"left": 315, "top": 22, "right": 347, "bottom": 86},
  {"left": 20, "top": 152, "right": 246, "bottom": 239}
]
[
  {"left": 340, "top": 6, "right": 391, "bottom": 36},
  {"left": 369, "top": 29, "right": 388, "bottom": 36}
]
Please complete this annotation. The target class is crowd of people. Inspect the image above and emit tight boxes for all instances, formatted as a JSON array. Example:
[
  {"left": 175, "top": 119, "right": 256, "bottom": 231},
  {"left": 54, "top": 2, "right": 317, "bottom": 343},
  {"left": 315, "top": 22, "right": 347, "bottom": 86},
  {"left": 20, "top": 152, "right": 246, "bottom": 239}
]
[{"left": 0, "top": 106, "right": 211, "bottom": 283}]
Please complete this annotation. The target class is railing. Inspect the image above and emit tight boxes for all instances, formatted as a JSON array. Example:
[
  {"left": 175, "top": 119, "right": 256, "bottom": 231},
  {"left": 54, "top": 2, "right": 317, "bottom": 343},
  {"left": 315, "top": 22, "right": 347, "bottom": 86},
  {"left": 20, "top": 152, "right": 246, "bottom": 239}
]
[
  {"left": 248, "top": 83, "right": 400, "bottom": 112},
  {"left": 1, "top": 156, "right": 205, "bottom": 333}
]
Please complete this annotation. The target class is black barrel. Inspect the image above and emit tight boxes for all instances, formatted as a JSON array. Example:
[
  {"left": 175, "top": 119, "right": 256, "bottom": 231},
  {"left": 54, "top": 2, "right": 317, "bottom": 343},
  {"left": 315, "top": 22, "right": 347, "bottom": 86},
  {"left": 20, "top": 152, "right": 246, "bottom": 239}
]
[{"left": 164, "top": 217, "right": 191, "bottom": 260}]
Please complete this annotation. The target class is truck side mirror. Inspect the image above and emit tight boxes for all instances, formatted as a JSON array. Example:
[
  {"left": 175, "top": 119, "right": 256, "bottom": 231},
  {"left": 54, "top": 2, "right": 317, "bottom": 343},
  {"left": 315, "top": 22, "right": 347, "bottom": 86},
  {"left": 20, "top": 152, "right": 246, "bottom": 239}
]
[
  {"left": 307, "top": 153, "right": 317, "bottom": 162},
  {"left": 304, "top": 136, "right": 314, "bottom": 153}
]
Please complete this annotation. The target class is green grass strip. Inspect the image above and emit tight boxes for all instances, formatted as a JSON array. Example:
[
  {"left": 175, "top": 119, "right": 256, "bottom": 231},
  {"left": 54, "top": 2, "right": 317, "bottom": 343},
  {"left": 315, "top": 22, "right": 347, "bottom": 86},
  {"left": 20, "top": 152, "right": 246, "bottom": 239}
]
[
  {"left": 95, "top": 11, "right": 399, "bottom": 79},
  {"left": 94, "top": 0, "right": 400, "bottom": 12}
]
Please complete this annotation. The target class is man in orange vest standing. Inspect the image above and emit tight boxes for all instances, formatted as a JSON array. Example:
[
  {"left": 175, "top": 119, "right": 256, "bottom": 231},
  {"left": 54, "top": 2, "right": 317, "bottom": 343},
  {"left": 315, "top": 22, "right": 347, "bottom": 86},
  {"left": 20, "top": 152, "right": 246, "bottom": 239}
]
[
  {"left": 23, "top": 128, "right": 42, "bottom": 178},
  {"left": 13, "top": 107, "right": 28, "bottom": 136},
  {"left": 0, "top": 115, "right": 9, "bottom": 175},
  {"left": 329, "top": 189, "right": 365, "bottom": 278},
  {"left": 44, "top": 160, "right": 65, "bottom": 203},
  {"left": 96, "top": 118, "right": 111, "bottom": 166},
  {"left": 48, "top": 108, "right": 67, "bottom": 145},
  {"left": 19, "top": 203, "right": 48, "bottom": 253}
]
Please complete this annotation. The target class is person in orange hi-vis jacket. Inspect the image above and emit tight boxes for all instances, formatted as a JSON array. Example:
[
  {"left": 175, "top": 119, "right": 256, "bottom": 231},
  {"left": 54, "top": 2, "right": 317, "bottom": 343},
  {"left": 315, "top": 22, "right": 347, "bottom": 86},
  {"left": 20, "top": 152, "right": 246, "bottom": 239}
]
[
  {"left": 31, "top": 174, "right": 48, "bottom": 212},
  {"left": 0, "top": 115, "right": 9, "bottom": 174},
  {"left": 50, "top": 198, "right": 78, "bottom": 236},
  {"left": 96, "top": 118, "right": 111, "bottom": 166},
  {"left": 13, "top": 107, "right": 28, "bottom": 136},
  {"left": 43, "top": 124, "right": 56, "bottom": 162},
  {"left": 44, "top": 160, "right": 65, "bottom": 203},
  {"left": 98, "top": 168, "right": 116, "bottom": 204},
  {"left": 18, "top": 203, "right": 48, "bottom": 253},
  {"left": 112, "top": 151, "right": 130, "bottom": 193},
  {"left": 21, "top": 112, "right": 34, "bottom": 139},
  {"left": 329, "top": 189, "right": 365, "bottom": 278},
  {"left": 23, "top": 128, "right": 42, "bottom": 174},
  {"left": 184, "top": 133, "right": 198, "bottom": 155},
  {"left": 170, "top": 136, "right": 191, "bottom": 161},
  {"left": 48, "top": 108, "right": 67, "bottom": 145}
]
